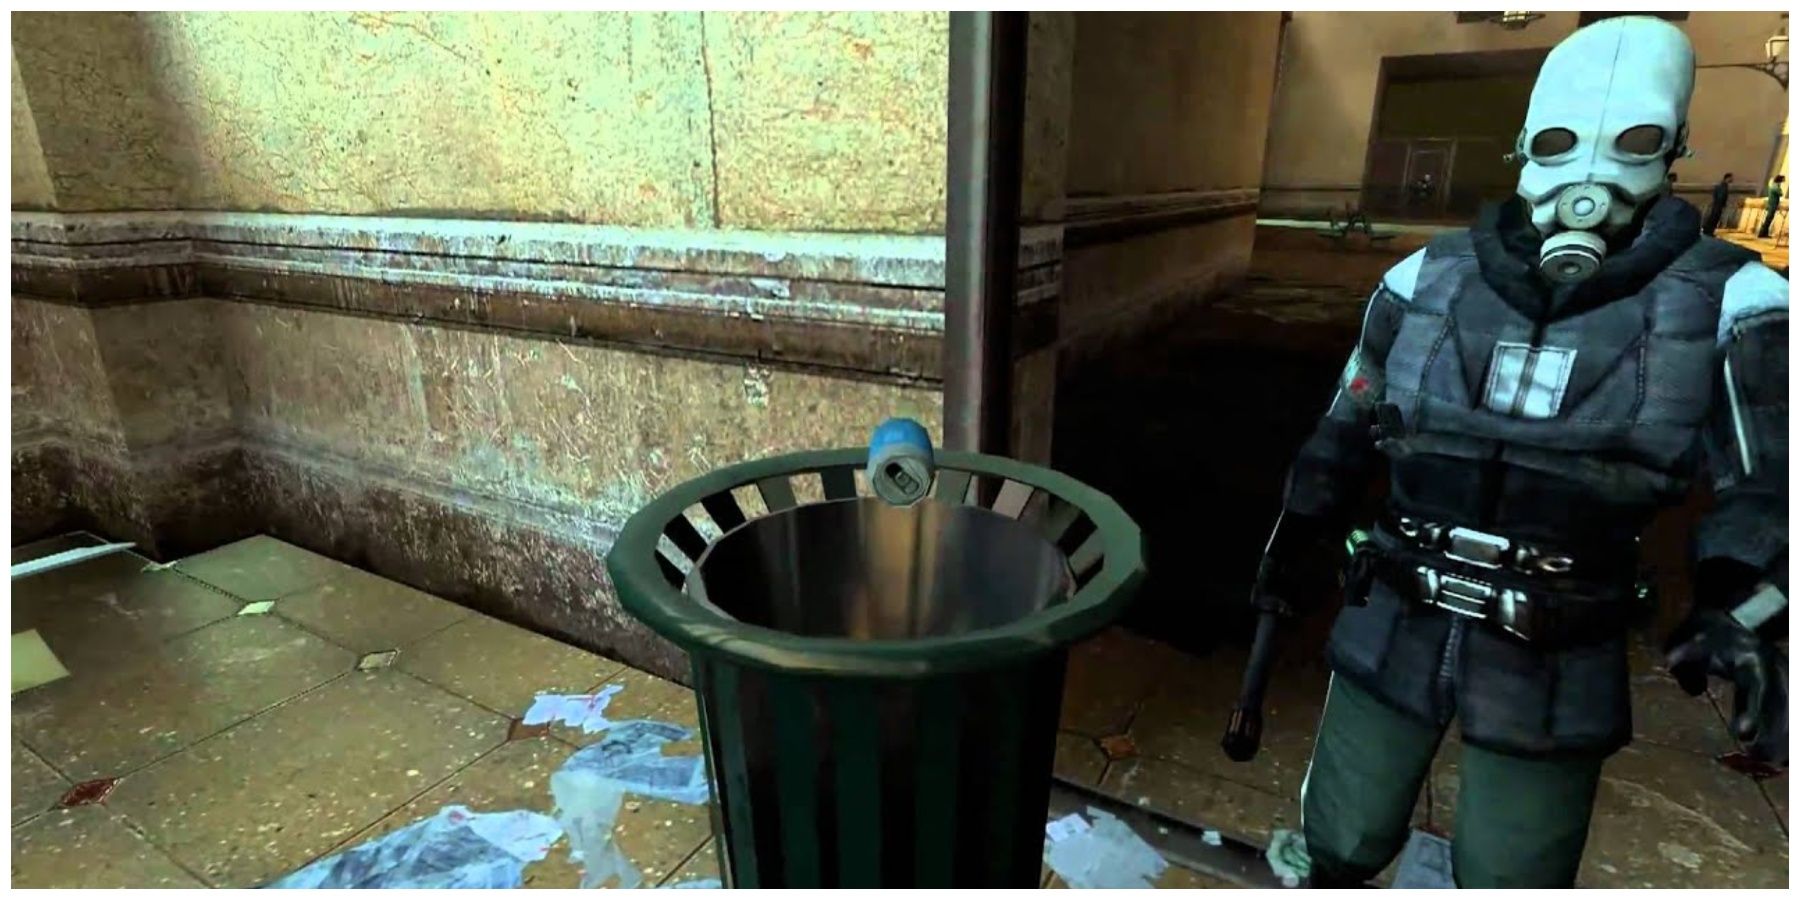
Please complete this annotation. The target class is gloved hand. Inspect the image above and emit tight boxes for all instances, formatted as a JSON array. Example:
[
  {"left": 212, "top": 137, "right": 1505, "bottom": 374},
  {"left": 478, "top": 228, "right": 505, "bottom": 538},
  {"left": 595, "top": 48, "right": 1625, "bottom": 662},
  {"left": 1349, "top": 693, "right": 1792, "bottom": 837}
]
[
  {"left": 1250, "top": 511, "right": 1342, "bottom": 618},
  {"left": 1666, "top": 607, "right": 1789, "bottom": 767}
]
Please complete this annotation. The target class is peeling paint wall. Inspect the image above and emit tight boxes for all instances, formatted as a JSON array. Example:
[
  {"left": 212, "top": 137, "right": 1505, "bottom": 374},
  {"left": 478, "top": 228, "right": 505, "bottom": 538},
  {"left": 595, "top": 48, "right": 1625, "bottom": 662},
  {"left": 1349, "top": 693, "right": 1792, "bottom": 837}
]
[{"left": 11, "top": 11, "right": 949, "bottom": 232}]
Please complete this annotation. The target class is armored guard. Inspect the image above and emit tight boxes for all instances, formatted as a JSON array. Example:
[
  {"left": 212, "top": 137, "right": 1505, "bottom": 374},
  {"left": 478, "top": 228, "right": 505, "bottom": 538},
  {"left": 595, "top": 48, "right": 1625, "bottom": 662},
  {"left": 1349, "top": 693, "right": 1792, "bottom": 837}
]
[{"left": 1242, "top": 17, "right": 1789, "bottom": 887}]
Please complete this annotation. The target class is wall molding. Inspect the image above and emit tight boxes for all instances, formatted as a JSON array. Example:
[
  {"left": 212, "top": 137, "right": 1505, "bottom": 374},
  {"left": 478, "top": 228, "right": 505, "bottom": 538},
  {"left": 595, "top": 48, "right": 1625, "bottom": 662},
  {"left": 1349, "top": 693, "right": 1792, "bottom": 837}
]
[
  {"left": 13, "top": 212, "right": 1066, "bottom": 383},
  {"left": 1062, "top": 188, "right": 1260, "bottom": 248}
]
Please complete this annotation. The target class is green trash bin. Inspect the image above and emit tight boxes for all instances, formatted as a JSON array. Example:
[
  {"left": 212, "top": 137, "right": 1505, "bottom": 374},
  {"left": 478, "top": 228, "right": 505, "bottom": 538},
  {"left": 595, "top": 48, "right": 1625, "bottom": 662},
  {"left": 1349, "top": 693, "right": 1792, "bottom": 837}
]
[{"left": 606, "top": 448, "right": 1144, "bottom": 888}]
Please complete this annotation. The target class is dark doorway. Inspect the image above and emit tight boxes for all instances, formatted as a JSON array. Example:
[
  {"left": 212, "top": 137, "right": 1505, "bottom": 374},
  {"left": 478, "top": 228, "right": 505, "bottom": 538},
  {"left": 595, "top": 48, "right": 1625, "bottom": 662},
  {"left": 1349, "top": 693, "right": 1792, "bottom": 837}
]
[{"left": 1362, "top": 48, "right": 1549, "bottom": 221}]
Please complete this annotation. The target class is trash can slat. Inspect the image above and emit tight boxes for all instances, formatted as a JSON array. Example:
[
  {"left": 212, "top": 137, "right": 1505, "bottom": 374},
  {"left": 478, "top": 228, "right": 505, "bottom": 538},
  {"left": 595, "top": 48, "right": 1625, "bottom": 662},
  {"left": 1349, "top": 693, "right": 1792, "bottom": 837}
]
[
  {"left": 664, "top": 513, "right": 710, "bottom": 562},
  {"left": 933, "top": 469, "right": 973, "bottom": 504},
  {"left": 755, "top": 475, "right": 799, "bottom": 512},
  {"left": 701, "top": 492, "right": 748, "bottom": 534},
  {"left": 820, "top": 466, "right": 858, "bottom": 501}
]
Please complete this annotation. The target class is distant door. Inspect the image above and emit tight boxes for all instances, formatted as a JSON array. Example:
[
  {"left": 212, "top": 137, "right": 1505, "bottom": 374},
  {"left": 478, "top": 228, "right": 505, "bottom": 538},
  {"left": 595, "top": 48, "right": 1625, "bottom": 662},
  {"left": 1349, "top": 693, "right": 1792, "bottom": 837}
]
[{"left": 1401, "top": 140, "right": 1455, "bottom": 220}]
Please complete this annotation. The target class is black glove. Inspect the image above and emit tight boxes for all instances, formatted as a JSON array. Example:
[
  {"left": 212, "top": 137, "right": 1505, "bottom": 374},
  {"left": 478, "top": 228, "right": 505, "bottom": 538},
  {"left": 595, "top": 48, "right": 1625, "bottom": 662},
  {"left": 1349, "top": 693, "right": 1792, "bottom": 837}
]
[
  {"left": 1666, "top": 607, "right": 1788, "bottom": 767},
  {"left": 1250, "top": 511, "right": 1343, "bottom": 618}
]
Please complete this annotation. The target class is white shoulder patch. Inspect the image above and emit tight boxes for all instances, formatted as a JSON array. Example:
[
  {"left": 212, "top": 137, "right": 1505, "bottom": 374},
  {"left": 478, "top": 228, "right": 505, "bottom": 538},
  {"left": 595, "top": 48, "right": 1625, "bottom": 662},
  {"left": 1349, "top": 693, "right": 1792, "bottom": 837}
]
[
  {"left": 1381, "top": 248, "right": 1428, "bottom": 301},
  {"left": 1718, "top": 260, "right": 1789, "bottom": 344}
]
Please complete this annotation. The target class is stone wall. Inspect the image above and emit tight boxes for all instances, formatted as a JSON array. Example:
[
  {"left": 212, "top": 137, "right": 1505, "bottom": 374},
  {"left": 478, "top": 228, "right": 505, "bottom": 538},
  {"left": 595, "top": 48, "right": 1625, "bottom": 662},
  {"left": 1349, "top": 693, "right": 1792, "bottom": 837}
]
[
  {"left": 10, "top": 11, "right": 954, "bottom": 680},
  {"left": 1260, "top": 11, "right": 1791, "bottom": 219}
]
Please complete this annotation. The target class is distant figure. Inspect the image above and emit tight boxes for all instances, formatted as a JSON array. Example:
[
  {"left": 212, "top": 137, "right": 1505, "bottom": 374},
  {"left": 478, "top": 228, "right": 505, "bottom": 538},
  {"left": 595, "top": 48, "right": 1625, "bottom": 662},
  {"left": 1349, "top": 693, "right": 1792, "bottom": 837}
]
[
  {"left": 1758, "top": 175, "right": 1785, "bottom": 238},
  {"left": 1704, "top": 172, "right": 1733, "bottom": 236}
]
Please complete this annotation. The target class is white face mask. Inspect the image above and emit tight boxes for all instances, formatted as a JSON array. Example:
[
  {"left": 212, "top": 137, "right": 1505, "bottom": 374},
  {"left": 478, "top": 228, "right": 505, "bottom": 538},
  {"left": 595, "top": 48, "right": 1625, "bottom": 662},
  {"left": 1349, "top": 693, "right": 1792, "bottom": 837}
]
[{"left": 1514, "top": 17, "right": 1696, "bottom": 283}]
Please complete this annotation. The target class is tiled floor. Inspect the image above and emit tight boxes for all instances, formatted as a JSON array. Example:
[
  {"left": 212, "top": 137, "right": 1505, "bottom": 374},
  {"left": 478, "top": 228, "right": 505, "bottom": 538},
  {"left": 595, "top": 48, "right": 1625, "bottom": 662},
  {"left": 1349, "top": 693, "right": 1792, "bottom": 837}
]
[
  {"left": 11, "top": 534, "right": 1789, "bottom": 888},
  {"left": 10, "top": 534, "right": 711, "bottom": 889},
  {"left": 1056, "top": 628, "right": 1790, "bottom": 889}
]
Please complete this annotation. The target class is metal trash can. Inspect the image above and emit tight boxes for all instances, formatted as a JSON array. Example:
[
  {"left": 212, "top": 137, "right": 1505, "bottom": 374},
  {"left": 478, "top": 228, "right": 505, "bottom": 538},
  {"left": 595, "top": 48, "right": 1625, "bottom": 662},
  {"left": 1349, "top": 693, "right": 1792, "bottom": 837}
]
[{"left": 606, "top": 448, "right": 1144, "bottom": 888}]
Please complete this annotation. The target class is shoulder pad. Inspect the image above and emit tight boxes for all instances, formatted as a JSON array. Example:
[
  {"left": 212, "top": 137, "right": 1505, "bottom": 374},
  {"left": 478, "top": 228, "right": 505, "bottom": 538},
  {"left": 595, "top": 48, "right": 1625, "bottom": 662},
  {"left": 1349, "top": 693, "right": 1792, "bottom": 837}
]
[
  {"left": 1719, "top": 260, "right": 1789, "bottom": 343},
  {"left": 1381, "top": 248, "right": 1428, "bottom": 301}
]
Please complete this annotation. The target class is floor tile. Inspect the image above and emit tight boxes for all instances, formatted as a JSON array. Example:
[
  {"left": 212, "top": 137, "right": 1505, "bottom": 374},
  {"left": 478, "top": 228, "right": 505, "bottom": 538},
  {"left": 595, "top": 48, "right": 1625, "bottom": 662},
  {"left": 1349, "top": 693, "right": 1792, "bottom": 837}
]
[
  {"left": 1129, "top": 644, "right": 1328, "bottom": 802},
  {"left": 13, "top": 554, "right": 244, "bottom": 672},
  {"left": 275, "top": 567, "right": 472, "bottom": 654},
  {"left": 1577, "top": 741, "right": 1788, "bottom": 888},
  {"left": 1156, "top": 865, "right": 1240, "bottom": 888},
  {"left": 1059, "top": 628, "right": 1185, "bottom": 738},
  {"left": 12, "top": 739, "right": 70, "bottom": 825},
  {"left": 1054, "top": 731, "right": 1107, "bottom": 787},
  {"left": 174, "top": 535, "right": 356, "bottom": 601},
  {"left": 11, "top": 805, "right": 204, "bottom": 888},
  {"left": 656, "top": 840, "right": 721, "bottom": 887},
  {"left": 1760, "top": 777, "right": 1787, "bottom": 832},
  {"left": 13, "top": 615, "right": 356, "bottom": 782},
  {"left": 1626, "top": 635, "right": 1734, "bottom": 756},
  {"left": 400, "top": 615, "right": 625, "bottom": 718},
  {"left": 1101, "top": 756, "right": 1300, "bottom": 847},
  {"left": 106, "top": 669, "right": 508, "bottom": 887},
  {"left": 334, "top": 737, "right": 583, "bottom": 889}
]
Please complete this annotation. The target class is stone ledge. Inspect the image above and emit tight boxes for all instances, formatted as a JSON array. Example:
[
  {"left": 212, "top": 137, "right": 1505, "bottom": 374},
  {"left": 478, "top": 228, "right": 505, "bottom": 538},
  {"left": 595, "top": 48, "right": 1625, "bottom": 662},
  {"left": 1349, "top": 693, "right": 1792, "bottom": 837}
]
[
  {"left": 12, "top": 212, "right": 1065, "bottom": 382},
  {"left": 1063, "top": 188, "right": 1260, "bottom": 248}
]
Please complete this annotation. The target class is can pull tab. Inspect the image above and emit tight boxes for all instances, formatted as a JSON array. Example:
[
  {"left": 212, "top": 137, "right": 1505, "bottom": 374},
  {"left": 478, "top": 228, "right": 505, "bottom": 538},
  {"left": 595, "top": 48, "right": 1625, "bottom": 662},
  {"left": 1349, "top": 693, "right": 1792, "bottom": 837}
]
[{"left": 866, "top": 418, "right": 936, "bottom": 506}]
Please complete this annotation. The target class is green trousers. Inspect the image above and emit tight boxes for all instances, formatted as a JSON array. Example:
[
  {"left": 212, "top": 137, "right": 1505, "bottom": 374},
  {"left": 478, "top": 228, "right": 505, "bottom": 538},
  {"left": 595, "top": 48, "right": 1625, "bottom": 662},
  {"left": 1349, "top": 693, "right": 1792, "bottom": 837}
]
[{"left": 1300, "top": 677, "right": 1606, "bottom": 888}]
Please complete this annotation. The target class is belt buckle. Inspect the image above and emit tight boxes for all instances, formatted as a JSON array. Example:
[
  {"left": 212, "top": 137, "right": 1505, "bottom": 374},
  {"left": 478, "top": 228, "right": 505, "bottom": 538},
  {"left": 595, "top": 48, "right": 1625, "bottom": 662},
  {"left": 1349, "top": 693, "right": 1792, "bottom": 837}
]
[
  {"left": 1445, "top": 527, "right": 1509, "bottom": 569},
  {"left": 1437, "top": 574, "right": 1495, "bottom": 618},
  {"left": 1416, "top": 567, "right": 1494, "bottom": 619}
]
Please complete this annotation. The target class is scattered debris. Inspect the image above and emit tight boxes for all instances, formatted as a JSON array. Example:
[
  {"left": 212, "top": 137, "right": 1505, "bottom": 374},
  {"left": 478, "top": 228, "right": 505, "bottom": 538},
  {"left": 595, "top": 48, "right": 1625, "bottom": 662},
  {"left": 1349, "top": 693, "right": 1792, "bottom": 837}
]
[
  {"left": 1392, "top": 829, "right": 1454, "bottom": 889},
  {"left": 60, "top": 779, "right": 119, "bottom": 808},
  {"left": 1265, "top": 829, "right": 1311, "bottom": 888},
  {"left": 142, "top": 560, "right": 180, "bottom": 572},
  {"left": 1042, "top": 807, "right": 1169, "bottom": 889},
  {"left": 550, "top": 718, "right": 711, "bottom": 889},
  {"left": 10, "top": 542, "right": 136, "bottom": 580},
  {"left": 1098, "top": 734, "right": 1139, "bottom": 762},
  {"left": 1201, "top": 829, "right": 1223, "bottom": 847},
  {"left": 523, "top": 684, "right": 625, "bottom": 734},
  {"left": 356, "top": 650, "right": 399, "bottom": 671},
  {"left": 267, "top": 805, "right": 562, "bottom": 889},
  {"left": 237, "top": 600, "right": 276, "bottom": 616}
]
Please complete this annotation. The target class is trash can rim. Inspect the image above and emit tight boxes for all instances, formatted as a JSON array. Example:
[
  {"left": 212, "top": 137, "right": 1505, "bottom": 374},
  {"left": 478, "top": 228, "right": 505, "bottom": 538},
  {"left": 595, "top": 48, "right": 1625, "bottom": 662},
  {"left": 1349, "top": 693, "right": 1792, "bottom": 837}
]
[{"left": 606, "top": 448, "right": 1145, "bottom": 679}]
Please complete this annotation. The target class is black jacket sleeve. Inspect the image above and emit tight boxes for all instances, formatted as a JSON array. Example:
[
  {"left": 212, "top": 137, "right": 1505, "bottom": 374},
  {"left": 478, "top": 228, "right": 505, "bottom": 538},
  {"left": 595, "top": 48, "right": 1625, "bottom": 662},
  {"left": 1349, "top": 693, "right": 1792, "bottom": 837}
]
[
  {"left": 1694, "top": 305, "right": 1787, "bottom": 609},
  {"left": 1280, "top": 284, "right": 1408, "bottom": 527}
]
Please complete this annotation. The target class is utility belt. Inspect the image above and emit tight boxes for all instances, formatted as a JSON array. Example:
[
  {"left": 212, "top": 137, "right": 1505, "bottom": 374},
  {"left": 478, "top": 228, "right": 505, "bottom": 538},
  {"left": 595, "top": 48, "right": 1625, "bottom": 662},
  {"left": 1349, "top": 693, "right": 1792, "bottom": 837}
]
[{"left": 1343, "top": 515, "right": 1647, "bottom": 646}]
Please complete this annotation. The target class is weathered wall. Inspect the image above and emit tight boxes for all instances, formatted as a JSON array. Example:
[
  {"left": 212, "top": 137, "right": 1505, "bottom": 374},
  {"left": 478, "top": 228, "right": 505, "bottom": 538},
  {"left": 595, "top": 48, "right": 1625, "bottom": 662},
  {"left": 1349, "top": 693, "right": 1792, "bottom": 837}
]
[
  {"left": 11, "top": 10, "right": 949, "bottom": 232},
  {"left": 1058, "top": 12, "right": 1281, "bottom": 355},
  {"left": 10, "top": 11, "right": 952, "bottom": 681},
  {"left": 1261, "top": 11, "right": 1791, "bottom": 218},
  {"left": 10, "top": 53, "right": 55, "bottom": 209}
]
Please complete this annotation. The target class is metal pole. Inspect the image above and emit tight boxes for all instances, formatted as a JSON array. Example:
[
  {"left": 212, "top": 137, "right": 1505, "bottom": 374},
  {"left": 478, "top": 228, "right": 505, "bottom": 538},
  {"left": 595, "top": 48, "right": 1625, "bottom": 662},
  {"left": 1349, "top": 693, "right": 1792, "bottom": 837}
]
[{"left": 944, "top": 12, "right": 1028, "bottom": 455}]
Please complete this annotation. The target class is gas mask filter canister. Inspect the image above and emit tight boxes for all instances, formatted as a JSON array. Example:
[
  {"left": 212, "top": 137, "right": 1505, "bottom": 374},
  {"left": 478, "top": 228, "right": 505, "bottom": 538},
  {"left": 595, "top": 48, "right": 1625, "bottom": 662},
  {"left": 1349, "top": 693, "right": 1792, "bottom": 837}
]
[{"left": 1539, "top": 184, "right": 1613, "bottom": 283}]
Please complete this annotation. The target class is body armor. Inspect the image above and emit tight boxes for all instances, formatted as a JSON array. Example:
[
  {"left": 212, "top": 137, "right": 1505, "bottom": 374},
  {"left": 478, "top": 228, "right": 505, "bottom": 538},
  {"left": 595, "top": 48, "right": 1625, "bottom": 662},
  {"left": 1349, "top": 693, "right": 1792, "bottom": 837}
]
[{"left": 1279, "top": 196, "right": 1788, "bottom": 756}]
